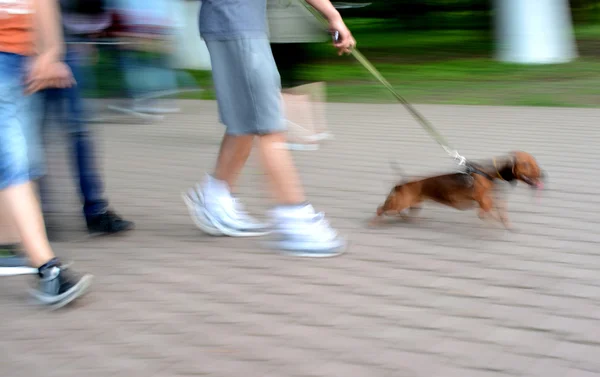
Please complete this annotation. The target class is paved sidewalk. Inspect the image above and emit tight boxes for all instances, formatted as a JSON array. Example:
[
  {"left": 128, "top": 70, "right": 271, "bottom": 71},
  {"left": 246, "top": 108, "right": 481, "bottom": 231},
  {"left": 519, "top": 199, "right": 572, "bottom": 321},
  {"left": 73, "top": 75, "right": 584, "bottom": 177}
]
[{"left": 1, "top": 100, "right": 599, "bottom": 377}]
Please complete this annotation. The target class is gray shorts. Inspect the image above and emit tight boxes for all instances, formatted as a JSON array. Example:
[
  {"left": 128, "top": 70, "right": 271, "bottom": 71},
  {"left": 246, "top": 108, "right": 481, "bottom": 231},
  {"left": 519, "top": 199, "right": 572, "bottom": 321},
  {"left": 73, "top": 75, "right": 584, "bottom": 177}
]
[{"left": 205, "top": 38, "right": 286, "bottom": 136}]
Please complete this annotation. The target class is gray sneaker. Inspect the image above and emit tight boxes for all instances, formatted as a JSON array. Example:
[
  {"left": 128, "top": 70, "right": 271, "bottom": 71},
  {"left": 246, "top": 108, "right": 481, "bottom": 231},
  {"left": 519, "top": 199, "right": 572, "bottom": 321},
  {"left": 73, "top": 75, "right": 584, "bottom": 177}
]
[{"left": 30, "top": 259, "right": 93, "bottom": 310}]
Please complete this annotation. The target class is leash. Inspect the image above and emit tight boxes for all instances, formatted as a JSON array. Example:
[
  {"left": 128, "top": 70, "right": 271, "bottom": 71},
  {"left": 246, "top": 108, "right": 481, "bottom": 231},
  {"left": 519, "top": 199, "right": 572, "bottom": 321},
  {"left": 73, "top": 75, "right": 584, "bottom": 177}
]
[{"left": 299, "top": 1, "right": 467, "bottom": 166}]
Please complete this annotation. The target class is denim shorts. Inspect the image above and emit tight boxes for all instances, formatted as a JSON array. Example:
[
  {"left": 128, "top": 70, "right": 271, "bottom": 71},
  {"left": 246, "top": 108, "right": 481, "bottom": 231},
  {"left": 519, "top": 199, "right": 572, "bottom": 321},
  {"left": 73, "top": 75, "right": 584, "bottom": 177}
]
[
  {"left": 205, "top": 38, "right": 287, "bottom": 136},
  {"left": 0, "top": 52, "right": 44, "bottom": 190}
]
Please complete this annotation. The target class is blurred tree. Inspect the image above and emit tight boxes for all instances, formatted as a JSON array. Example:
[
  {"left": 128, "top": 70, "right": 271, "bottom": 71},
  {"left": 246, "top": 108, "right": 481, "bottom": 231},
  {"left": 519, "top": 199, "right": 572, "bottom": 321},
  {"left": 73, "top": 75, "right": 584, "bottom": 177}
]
[
  {"left": 343, "top": 0, "right": 493, "bottom": 30},
  {"left": 340, "top": 0, "right": 600, "bottom": 29},
  {"left": 569, "top": 0, "right": 600, "bottom": 23}
]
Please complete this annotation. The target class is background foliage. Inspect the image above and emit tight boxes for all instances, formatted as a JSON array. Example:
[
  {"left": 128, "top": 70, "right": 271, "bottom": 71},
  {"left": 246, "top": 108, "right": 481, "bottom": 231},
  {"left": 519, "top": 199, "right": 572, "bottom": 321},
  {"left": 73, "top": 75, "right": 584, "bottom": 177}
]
[{"left": 90, "top": 0, "right": 600, "bottom": 108}]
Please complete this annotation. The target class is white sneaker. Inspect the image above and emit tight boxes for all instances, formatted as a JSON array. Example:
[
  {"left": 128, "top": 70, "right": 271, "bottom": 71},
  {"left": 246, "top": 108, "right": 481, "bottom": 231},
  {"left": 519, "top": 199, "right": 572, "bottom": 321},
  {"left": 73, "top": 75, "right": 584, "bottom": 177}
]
[
  {"left": 182, "top": 188, "right": 224, "bottom": 236},
  {"left": 271, "top": 204, "right": 346, "bottom": 257},
  {"left": 183, "top": 183, "right": 270, "bottom": 237}
]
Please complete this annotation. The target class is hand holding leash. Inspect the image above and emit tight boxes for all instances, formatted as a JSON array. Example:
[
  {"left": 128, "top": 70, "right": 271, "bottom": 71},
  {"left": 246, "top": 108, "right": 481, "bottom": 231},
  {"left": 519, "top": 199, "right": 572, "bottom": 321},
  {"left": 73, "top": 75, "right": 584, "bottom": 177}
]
[{"left": 329, "top": 21, "right": 355, "bottom": 55}]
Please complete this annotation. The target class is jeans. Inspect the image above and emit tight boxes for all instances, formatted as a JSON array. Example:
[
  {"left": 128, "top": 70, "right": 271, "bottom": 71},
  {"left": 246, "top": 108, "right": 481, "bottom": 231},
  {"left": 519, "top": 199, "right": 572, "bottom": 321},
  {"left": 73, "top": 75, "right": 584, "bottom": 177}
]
[
  {"left": 0, "top": 52, "right": 44, "bottom": 190},
  {"left": 39, "top": 48, "right": 108, "bottom": 218}
]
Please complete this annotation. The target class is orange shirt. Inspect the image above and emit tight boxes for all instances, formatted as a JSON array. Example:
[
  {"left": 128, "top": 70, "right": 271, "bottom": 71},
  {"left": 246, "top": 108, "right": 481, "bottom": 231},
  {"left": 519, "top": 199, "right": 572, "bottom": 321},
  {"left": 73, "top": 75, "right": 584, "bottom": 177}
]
[{"left": 0, "top": 0, "right": 35, "bottom": 56}]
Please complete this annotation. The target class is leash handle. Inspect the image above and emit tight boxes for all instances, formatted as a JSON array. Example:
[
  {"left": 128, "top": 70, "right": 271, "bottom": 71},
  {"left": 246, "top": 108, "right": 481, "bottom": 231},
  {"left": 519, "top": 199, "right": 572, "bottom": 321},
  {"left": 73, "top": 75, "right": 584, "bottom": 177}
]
[{"left": 331, "top": 30, "right": 340, "bottom": 43}]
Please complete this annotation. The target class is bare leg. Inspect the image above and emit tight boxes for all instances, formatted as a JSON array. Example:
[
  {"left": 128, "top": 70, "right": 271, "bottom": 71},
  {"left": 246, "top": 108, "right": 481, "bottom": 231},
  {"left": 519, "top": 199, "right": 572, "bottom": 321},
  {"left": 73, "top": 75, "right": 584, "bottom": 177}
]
[
  {"left": 256, "top": 132, "right": 305, "bottom": 204},
  {"left": 0, "top": 182, "right": 54, "bottom": 267},
  {"left": 0, "top": 201, "right": 20, "bottom": 245},
  {"left": 212, "top": 133, "right": 254, "bottom": 190},
  {"left": 254, "top": 132, "right": 342, "bottom": 255},
  {"left": 211, "top": 132, "right": 306, "bottom": 204}
]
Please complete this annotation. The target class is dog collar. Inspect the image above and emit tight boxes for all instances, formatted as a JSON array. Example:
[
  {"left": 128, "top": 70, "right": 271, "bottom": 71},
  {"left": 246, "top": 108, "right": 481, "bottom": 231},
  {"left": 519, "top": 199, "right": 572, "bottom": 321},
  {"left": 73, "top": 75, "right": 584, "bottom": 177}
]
[
  {"left": 493, "top": 157, "right": 517, "bottom": 182},
  {"left": 465, "top": 162, "right": 494, "bottom": 181}
]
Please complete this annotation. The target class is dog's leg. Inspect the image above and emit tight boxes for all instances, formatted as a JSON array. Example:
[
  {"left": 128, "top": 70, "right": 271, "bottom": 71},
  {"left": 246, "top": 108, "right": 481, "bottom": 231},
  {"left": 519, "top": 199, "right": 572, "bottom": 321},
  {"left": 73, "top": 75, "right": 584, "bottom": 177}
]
[
  {"left": 371, "top": 188, "right": 416, "bottom": 227},
  {"left": 477, "top": 194, "right": 503, "bottom": 225},
  {"left": 494, "top": 198, "right": 514, "bottom": 231},
  {"left": 370, "top": 203, "right": 410, "bottom": 227}
]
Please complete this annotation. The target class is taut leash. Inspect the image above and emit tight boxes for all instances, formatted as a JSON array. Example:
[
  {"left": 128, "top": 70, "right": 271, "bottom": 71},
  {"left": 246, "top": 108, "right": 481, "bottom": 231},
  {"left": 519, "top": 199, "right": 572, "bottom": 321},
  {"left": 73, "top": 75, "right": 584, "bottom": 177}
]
[{"left": 299, "top": 1, "right": 467, "bottom": 166}]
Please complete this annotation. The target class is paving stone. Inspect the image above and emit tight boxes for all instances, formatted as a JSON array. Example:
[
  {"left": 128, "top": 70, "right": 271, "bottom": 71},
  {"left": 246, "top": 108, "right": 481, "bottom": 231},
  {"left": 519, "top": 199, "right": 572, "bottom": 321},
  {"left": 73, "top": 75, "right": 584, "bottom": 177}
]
[{"left": 1, "top": 101, "right": 599, "bottom": 376}]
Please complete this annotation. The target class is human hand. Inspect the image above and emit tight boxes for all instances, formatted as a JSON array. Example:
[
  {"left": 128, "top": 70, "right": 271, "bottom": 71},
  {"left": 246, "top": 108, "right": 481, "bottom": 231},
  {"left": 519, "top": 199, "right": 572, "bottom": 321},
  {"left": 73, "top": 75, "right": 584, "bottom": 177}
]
[
  {"left": 25, "top": 53, "right": 75, "bottom": 94},
  {"left": 328, "top": 17, "right": 355, "bottom": 56}
]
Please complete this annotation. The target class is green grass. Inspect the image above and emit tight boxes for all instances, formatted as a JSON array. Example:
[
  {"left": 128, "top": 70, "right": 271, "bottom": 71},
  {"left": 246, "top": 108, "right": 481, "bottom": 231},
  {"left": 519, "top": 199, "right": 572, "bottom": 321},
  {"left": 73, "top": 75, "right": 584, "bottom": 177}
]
[
  {"left": 90, "top": 19, "right": 600, "bottom": 108},
  {"left": 296, "top": 19, "right": 600, "bottom": 106},
  {"left": 301, "top": 58, "right": 600, "bottom": 106}
]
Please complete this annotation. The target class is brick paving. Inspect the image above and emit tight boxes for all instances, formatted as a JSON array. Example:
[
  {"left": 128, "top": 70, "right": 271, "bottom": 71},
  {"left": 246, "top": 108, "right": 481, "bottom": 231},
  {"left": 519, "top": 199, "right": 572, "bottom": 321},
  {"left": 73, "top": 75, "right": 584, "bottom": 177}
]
[{"left": 1, "top": 100, "right": 599, "bottom": 377}]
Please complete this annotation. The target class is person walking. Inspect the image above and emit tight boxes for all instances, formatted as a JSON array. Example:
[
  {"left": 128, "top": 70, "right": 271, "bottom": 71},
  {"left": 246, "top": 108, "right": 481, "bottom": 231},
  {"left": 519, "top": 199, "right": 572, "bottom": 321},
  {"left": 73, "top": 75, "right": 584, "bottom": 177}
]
[
  {"left": 183, "top": 0, "right": 355, "bottom": 256},
  {"left": 0, "top": 0, "right": 92, "bottom": 308},
  {"left": 40, "top": 0, "right": 134, "bottom": 237}
]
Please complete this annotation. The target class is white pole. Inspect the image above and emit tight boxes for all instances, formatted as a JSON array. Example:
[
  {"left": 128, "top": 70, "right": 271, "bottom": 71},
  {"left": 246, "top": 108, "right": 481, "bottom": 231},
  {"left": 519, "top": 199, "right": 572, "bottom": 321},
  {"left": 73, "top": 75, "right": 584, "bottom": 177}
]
[
  {"left": 172, "top": 0, "right": 212, "bottom": 70},
  {"left": 495, "top": 0, "right": 578, "bottom": 64}
]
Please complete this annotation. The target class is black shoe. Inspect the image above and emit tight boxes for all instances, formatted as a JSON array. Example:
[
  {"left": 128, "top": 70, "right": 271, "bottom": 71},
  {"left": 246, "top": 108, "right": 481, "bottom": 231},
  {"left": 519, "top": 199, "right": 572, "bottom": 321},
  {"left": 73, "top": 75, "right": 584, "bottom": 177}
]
[
  {"left": 30, "top": 258, "right": 93, "bottom": 310},
  {"left": 86, "top": 210, "right": 134, "bottom": 235}
]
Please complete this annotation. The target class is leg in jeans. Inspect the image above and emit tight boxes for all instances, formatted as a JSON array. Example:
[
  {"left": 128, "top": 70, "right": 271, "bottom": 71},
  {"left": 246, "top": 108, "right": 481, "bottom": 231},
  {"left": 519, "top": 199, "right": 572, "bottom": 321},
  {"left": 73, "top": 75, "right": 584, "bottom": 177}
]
[
  {"left": 40, "top": 48, "right": 134, "bottom": 235},
  {"left": 0, "top": 52, "right": 92, "bottom": 307},
  {"left": 64, "top": 49, "right": 108, "bottom": 218},
  {"left": 183, "top": 39, "right": 344, "bottom": 256}
]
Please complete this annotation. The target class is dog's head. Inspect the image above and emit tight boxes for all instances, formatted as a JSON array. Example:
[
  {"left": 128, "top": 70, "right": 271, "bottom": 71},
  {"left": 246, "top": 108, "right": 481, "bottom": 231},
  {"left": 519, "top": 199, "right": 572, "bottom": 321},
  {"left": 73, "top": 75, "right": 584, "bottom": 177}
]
[{"left": 510, "top": 151, "right": 546, "bottom": 189}]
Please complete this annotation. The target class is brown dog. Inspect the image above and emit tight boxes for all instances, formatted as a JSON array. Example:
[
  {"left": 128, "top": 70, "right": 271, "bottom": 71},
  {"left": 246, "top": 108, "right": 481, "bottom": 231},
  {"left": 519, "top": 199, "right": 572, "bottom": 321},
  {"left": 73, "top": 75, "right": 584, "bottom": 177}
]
[{"left": 371, "top": 151, "right": 546, "bottom": 230}]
